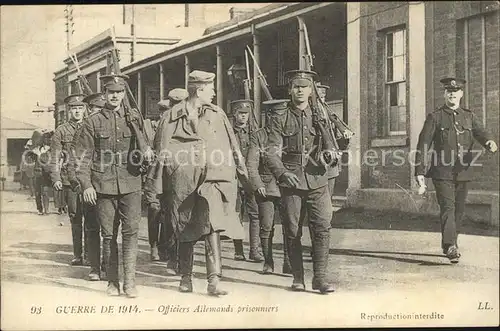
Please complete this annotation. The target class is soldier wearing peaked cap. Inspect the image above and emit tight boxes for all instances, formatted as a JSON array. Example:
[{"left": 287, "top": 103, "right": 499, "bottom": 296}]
[
  {"left": 49, "top": 94, "right": 101, "bottom": 281},
  {"left": 266, "top": 69, "right": 335, "bottom": 294},
  {"left": 146, "top": 70, "right": 249, "bottom": 296},
  {"left": 229, "top": 99, "right": 264, "bottom": 263},
  {"left": 246, "top": 99, "right": 293, "bottom": 274},
  {"left": 415, "top": 77, "right": 497, "bottom": 264},
  {"left": 83, "top": 93, "right": 106, "bottom": 116},
  {"left": 74, "top": 73, "right": 151, "bottom": 298}
]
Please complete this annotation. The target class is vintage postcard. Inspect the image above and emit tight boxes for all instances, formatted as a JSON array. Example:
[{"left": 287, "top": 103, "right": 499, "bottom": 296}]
[{"left": 1, "top": 3, "right": 499, "bottom": 330}]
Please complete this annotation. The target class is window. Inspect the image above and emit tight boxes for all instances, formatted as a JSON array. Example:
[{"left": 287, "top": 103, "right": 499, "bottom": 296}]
[{"left": 385, "top": 28, "right": 407, "bottom": 135}]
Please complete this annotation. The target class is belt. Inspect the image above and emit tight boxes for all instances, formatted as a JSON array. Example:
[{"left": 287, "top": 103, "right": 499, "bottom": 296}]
[{"left": 282, "top": 153, "right": 308, "bottom": 166}]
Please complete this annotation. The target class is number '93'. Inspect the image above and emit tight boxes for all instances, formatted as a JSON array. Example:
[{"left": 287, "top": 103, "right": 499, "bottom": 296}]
[{"left": 30, "top": 306, "right": 42, "bottom": 314}]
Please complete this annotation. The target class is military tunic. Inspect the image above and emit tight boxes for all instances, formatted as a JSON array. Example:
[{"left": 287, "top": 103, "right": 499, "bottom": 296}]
[{"left": 414, "top": 104, "right": 493, "bottom": 251}]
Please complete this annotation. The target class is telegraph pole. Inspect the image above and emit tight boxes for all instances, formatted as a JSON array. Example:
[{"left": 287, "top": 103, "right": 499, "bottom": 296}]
[{"left": 64, "top": 5, "right": 74, "bottom": 51}]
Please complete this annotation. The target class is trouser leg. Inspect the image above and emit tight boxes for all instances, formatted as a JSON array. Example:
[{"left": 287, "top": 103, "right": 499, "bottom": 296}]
[
  {"left": 97, "top": 194, "right": 119, "bottom": 285},
  {"left": 454, "top": 181, "right": 469, "bottom": 248},
  {"left": 247, "top": 193, "right": 263, "bottom": 261},
  {"left": 66, "top": 186, "right": 82, "bottom": 260},
  {"left": 280, "top": 188, "right": 305, "bottom": 290},
  {"left": 119, "top": 191, "right": 141, "bottom": 296},
  {"left": 432, "top": 179, "right": 457, "bottom": 251},
  {"left": 42, "top": 186, "right": 50, "bottom": 214},
  {"left": 147, "top": 204, "right": 160, "bottom": 261},
  {"left": 257, "top": 196, "right": 276, "bottom": 273},
  {"left": 84, "top": 201, "right": 100, "bottom": 275},
  {"left": 34, "top": 177, "right": 43, "bottom": 212},
  {"left": 178, "top": 240, "right": 194, "bottom": 292}
]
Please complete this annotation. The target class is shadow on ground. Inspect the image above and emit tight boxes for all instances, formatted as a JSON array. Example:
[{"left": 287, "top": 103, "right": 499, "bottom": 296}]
[{"left": 332, "top": 207, "right": 499, "bottom": 237}]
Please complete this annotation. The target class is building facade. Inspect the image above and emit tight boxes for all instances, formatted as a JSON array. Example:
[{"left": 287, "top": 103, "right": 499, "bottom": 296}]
[{"left": 55, "top": 2, "right": 500, "bottom": 224}]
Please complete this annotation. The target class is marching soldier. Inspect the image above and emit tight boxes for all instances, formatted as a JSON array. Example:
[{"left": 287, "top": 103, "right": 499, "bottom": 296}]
[
  {"left": 415, "top": 77, "right": 497, "bottom": 263},
  {"left": 247, "top": 99, "right": 293, "bottom": 274},
  {"left": 230, "top": 100, "right": 264, "bottom": 262},
  {"left": 75, "top": 73, "right": 152, "bottom": 297},
  {"left": 147, "top": 70, "right": 249, "bottom": 296},
  {"left": 145, "top": 88, "right": 188, "bottom": 266},
  {"left": 266, "top": 70, "right": 335, "bottom": 293},
  {"left": 50, "top": 94, "right": 100, "bottom": 281}
]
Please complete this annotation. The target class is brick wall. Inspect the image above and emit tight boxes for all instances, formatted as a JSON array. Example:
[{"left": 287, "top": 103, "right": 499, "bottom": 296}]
[
  {"left": 430, "top": 2, "right": 499, "bottom": 191},
  {"left": 360, "top": 2, "right": 410, "bottom": 189}
]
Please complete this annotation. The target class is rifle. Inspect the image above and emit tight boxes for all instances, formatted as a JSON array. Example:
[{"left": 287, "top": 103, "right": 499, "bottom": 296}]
[
  {"left": 298, "top": 17, "right": 341, "bottom": 167},
  {"left": 109, "top": 26, "right": 153, "bottom": 170},
  {"left": 245, "top": 45, "right": 273, "bottom": 101},
  {"left": 243, "top": 48, "right": 259, "bottom": 131},
  {"left": 68, "top": 52, "right": 93, "bottom": 95},
  {"left": 298, "top": 17, "right": 353, "bottom": 152}
]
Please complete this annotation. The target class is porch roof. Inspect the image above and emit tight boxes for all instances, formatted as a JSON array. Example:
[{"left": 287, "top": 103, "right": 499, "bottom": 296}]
[{"left": 122, "top": 2, "right": 336, "bottom": 76}]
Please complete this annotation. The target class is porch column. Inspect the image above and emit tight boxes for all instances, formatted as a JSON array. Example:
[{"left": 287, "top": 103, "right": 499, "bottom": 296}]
[
  {"left": 252, "top": 24, "right": 261, "bottom": 126},
  {"left": 184, "top": 55, "right": 190, "bottom": 89},
  {"left": 96, "top": 71, "right": 101, "bottom": 93},
  {"left": 408, "top": 2, "right": 426, "bottom": 190},
  {"left": 216, "top": 45, "right": 224, "bottom": 107},
  {"left": 346, "top": 2, "right": 362, "bottom": 195},
  {"left": 137, "top": 72, "right": 142, "bottom": 112},
  {"left": 159, "top": 63, "right": 164, "bottom": 100}
]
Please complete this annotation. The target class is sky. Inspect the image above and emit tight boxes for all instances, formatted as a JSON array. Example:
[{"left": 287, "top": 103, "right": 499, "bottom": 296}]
[{"left": 1, "top": 4, "right": 265, "bottom": 128}]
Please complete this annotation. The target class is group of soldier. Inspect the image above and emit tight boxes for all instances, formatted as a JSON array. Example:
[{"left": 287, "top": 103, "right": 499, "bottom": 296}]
[{"left": 48, "top": 63, "right": 497, "bottom": 299}]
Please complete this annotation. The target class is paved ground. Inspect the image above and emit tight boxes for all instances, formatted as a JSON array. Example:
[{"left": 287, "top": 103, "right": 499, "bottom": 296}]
[{"left": 1, "top": 187, "right": 498, "bottom": 330}]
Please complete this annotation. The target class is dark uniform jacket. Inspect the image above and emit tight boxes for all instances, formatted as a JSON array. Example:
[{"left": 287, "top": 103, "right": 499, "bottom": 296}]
[
  {"left": 415, "top": 105, "right": 493, "bottom": 181},
  {"left": 75, "top": 105, "right": 143, "bottom": 195},
  {"left": 247, "top": 128, "right": 281, "bottom": 198},
  {"left": 233, "top": 124, "right": 250, "bottom": 189},
  {"left": 266, "top": 103, "right": 329, "bottom": 190},
  {"left": 50, "top": 121, "right": 81, "bottom": 186}
]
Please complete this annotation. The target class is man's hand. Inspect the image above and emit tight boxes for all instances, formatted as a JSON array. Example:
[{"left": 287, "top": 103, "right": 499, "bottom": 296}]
[
  {"left": 83, "top": 187, "right": 97, "bottom": 206},
  {"left": 256, "top": 187, "right": 267, "bottom": 198},
  {"left": 485, "top": 140, "right": 498, "bottom": 153},
  {"left": 415, "top": 175, "right": 425, "bottom": 187},
  {"left": 343, "top": 129, "right": 354, "bottom": 139},
  {"left": 53, "top": 180, "right": 63, "bottom": 191},
  {"left": 280, "top": 172, "right": 300, "bottom": 188}
]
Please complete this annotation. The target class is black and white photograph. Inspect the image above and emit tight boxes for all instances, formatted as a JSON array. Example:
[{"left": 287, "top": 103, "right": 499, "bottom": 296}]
[{"left": 0, "top": 2, "right": 499, "bottom": 329}]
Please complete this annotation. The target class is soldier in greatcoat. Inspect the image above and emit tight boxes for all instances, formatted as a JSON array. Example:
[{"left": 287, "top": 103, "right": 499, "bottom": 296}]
[{"left": 147, "top": 70, "right": 249, "bottom": 296}]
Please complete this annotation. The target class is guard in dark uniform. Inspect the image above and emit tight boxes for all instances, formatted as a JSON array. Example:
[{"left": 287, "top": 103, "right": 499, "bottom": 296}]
[
  {"left": 75, "top": 74, "right": 152, "bottom": 297},
  {"left": 266, "top": 70, "right": 335, "bottom": 293},
  {"left": 50, "top": 94, "right": 100, "bottom": 281},
  {"left": 247, "top": 99, "right": 292, "bottom": 274},
  {"left": 415, "top": 77, "right": 497, "bottom": 263},
  {"left": 231, "top": 100, "right": 264, "bottom": 262}
]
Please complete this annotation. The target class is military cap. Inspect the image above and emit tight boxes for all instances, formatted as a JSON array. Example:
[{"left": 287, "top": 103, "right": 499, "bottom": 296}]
[
  {"left": 168, "top": 88, "right": 189, "bottom": 102},
  {"left": 316, "top": 82, "right": 330, "bottom": 91},
  {"left": 262, "top": 99, "right": 290, "bottom": 114},
  {"left": 100, "top": 74, "right": 129, "bottom": 91},
  {"left": 64, "top": 93, "right": 86, "bottom": 106},
  {"left": 285, "top": 70, "right": 318, "bottom": 86},
  {"left": 83, "top": 93, "right": 106, "bottom": 108},
  {"left": 157, "top": 99, "right": 171, "bottom": 111},
  {"left": 440, "top": 77, "right": 466, "bottom": 91},
  {"left": 188, "top": 70, "right": 215, "bottom": 85},
  {"left": 230, "top": 99, "right": 253, "bottom": 114}
]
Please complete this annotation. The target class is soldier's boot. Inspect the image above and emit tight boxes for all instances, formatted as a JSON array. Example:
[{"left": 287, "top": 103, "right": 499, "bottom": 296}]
[
  {"left": 248, "top": 218, "right": 264, "bottom": 262},
  {"left": 102, "top": 237, "right": 120, "bottom": 296},
  {"left": 311, "top": 231, "right": 335, "bottom": 294},
  {"left": 289, "top": 237, "right": 305, "bottom": 291},
  {"left": 281, "top": 226, "right": 292, "bottom": 274},
  {"left": 233, "top": 239, "right": 246, "bottom": 261},
  {"left": 261, "top": 235, "right": 274, "bottom": 274},
  {"left": 122, "top": 234, "right": 139, "bottom": 298},
  {"left": 87, "top": 231, "right": 101, "bottom": 281},
  {"left": 166, "top": 241, "right": 179, "bottom": 275},
  {"left": 206, "top": 232, "right": 228, "bottom": 296},
  {"left": 70, "top": 218, "right": 83, "bottom": 266},
  {"left": 83, "top": 231, "right": 91, "bottom": 266},
  {"left": 148, "top": 207, "right": 161, "bottom": 261},
  {"left": 150, "top": 244, "right": 160, "bottom": 262},
  {"left": 178, "top": 241, "right": 194, "bottom": 293}
]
